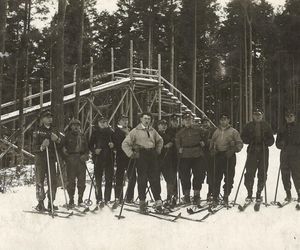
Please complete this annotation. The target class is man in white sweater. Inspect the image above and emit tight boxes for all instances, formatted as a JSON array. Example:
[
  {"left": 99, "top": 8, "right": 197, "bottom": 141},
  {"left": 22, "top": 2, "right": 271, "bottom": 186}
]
[
  {"left": 122, "top": 112, "right": 164, "bottom": 212},
  {"left": 210, "top": 113, "right": 243, "bottom": 205}
]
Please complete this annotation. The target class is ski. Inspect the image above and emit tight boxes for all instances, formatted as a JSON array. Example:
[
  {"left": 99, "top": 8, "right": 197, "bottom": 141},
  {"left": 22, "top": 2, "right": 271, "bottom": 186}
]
[
  {"left": 199, "top": 205, "right": 225, "bottom": 222},
  {"left": 123, "top": 208, "right": 178, "bottom": 222},
  {"left": 238, "top": 201, "right": 252, "bottom": 212},
  {"left": 61, "top": 205, "right": 89, "bottom": 214},
  {"left": 186, "top": 204, "right": 210, "bottom": 215},
  {"left": 24, "top": 209, "right": 73, "bottom": 218},
  {"left": 277, "top": 201, "right": 291, "bottom": 208}
]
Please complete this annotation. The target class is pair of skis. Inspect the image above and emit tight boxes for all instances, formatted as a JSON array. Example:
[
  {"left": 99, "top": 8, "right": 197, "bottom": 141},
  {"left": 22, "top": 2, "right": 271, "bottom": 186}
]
[
  {"left": 238, "top": 200, "right": 264, "bottom": 212},
  {"left": 23, "top": 207, "right": 74, "bottom": 218}
]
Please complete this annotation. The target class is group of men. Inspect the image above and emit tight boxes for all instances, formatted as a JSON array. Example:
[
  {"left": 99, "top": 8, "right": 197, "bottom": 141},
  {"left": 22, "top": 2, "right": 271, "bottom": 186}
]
[{"left": 33, "top": 107, "right": 300, "bottom": 213}]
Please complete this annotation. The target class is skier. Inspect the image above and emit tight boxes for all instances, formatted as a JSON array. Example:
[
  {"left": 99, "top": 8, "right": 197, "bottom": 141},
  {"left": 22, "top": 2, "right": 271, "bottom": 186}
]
[
  {"left": 201, "top": 117, "right": 216, "bottom": 200},
  {"left": 165, "top": 114, "right": 181, "bottom": 202},
  {"left": 210, "top": 113, "right": 243, "bottom": 204},
  {"left": 62, "top": 119, "right": 89, "bottom": 207},
  {"left": 276, "top": 109, "right": 300, "bottom": 202},
  {"left": 157, "top": 119, "right": 177, "bottom": 207},
  {"left": 89, "top": 116, "right": 114, "bottom": 205},
  {"left": 122, "top": 112, "right": 164, "bottom": 212},
  {"left": 32, "top": 110, "right": 61, "bottom": 211},
  {"left": 241, "top": 108, "right": 274, "bottom": 203},
  {"left": 112, "top": 115, "right": 136, "bottom": 205},
  {"left": 175, "top": 113, "right": 206, "bottom": 205}
]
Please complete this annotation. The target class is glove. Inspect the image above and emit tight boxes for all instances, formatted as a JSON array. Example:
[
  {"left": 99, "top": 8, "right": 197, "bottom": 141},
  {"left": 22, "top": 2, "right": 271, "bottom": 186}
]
[
  {"left": 130, "top": 151, "right": 139, "bottom": 159},
  {"left": 178, "top": 148, "right": 183, "bottom": 154},
  {"left": 108, "top": 142, "right": 114, "bottom": 149},
  {"left": 200, "top": 141, "right": 205, "bottom": 147},
  {"left": 51, "top": 133, "right": 59, "bottom": 142},
  {"left": 80, "top": 154, "right": 90, "bottom": 162},
  {"left": 62, "top": 147, "right": 69, "bottom": 156},
  {"left": 164, "top": 142, "right": 173, "bottom": 149},
  {"left": 210, "top": 148, "right": 217, "bottom": 156},
  {"left": 225, "top": 149, "right": 235, "bottom": 159},
  {"left": 41, "top": 139, "right": 50, "bottom": 151},
  {"left": 95, "top": 148, "right": 102, "bottom": 155}
]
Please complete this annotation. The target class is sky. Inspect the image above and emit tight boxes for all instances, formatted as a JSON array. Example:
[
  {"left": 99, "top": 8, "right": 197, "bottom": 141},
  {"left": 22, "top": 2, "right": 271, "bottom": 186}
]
[
  {"left": 32, "top": 0, "right": 287, "bottom": 30},
  {"left": 96, "top": 0, "right": 287, "bottom": 13}
]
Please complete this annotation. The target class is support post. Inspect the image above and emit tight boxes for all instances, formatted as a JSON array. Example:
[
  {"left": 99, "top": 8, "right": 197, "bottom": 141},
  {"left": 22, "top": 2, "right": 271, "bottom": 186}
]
[
  {"left": 111, "top": 48, "right": 114, "bottom": 81},
  {"left": 158, "top": 54, "right": 162, "bottom": 120},
  {"left": 28, "top": 84, "right": 32, "bottom": 107},
  {"left": 39, "top": 78, "right": 43, "bottom": 110},
  {"left": 129, "top": 40, "right": 134, "bottom": 127},
  {"left": 89, "top": 57, "right": 93, "bottom": 138}
]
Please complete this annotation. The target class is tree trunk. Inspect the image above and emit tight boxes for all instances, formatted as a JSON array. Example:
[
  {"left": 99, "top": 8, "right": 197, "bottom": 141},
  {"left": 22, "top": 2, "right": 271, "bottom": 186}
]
[
  {"left": 0, "top": 0, "right": 8, "bottom": 168},
  {"left": 192, "top": 0, "right": 197, "bottom": 113},
  {"left": 74, "top": 0, "right": 84, "bottom": 118},
  {"left": 170, "top": 0, "right": 175, "bottom": 92},
  {"left": 53, "top": 0, "right": 67, "bottom": 131}
]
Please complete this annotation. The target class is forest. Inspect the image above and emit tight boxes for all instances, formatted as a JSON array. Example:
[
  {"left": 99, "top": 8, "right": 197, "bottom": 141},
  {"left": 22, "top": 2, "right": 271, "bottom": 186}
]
[{"left": 0, "top": 0, "right": 300, "bottom": 167}]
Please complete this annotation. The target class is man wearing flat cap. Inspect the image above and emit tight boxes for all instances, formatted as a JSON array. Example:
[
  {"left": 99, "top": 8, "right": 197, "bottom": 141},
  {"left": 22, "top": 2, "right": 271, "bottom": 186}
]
[
  {"left": 175, "top": 113, "right": 206, "bottom": 205},
  {"left": 241, "top": 108, "right": 274, "bottom": 203},
  {"left": 62, "top": 119, "right": 89, "bottom": 207},
  {"left": 276, "top": 109, "right": 300, "bottom": 203},
  {"left": 112, "top": 115, "right": 136, "bottom": 205},
  {"left": 32, "top": 110, "right": 61, "bottom": 211},
  {"left": 89, "top": 115, "right": 115, "bottom": 205}
]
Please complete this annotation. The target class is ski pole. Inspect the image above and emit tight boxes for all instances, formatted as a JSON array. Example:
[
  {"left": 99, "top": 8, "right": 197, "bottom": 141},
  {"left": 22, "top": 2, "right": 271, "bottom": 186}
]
[
  {"left": 176, "top": 156, "right": 181, "bottom": 203},
  {"left": 233, "top": 164, "right": 247, "bottom": 206},
  {"left": 45, "top": 146, "right": 54, "bottom": 218},
  {"left": 116, "top": 159, "right": 137, "bottom": 219},
  {"left": 226, "top": 157, "right": 229, "bottom": 208},
  {"left": 272, "top": 163, "right": 281, "bottom": 205},
  {"left": 53, "top": 142, "right": 68, "bottom": 209},
  {"left": 84, "top": 158, "right": 98, "bottom": 206},
  {"left": 263, "top": 144, "right": 268, "bottom": 206}
]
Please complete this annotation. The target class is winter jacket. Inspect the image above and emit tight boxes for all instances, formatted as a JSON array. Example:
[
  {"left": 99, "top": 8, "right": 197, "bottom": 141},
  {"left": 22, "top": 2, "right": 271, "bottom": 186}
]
[
  {"left": 32, "top": 125, "right": 61, "bottom": 159},
  {"left": 175, "top": 125, "right": 206, "bottom": 158},
  {"left": 210, "top": 125, "right": 243, "bottom": 153},
  {"left": 89, "top": 127, "right": 114, "bottom": 157},
  {"left": 122, "top": 123, "right": 163, "bottom": 158},
  {"left": 63, "top": 130, "right": 89, "bottom": 156},
  {"left": 241, "top": 121, "right": 274, "bottom": 153},
  {"left": 112, "top": 125, "right": 131, "bottom": 159},
  {"left": 276, "top": 122, "right": 300, "bottom": 155}
]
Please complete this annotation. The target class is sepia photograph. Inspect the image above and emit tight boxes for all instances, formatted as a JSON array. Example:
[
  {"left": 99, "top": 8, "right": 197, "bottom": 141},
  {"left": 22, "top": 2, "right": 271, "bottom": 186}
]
[{"left": 0, "top": 0, "right": 299, "bottom": 249}]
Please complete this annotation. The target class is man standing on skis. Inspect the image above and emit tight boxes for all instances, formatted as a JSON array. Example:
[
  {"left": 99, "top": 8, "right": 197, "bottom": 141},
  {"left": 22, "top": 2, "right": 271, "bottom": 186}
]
[
  {"left": 32, "top": 110, "right": 61, "bottom": 211},
  {"left": 241, "top": 108, "right": 274, "bottom": 203},
  {"left": 210, "top": 113, "right": 243, "bottom": 204},
  {"left": 157, "top": 119, "right": 177, "bottom": 208},
  {"left": 276, "top": 109, "right": 300, "bottom": 202},
  {"left": 202, "top": 117, "right": 216, "bottom": 201},
  {"left": 175, "top": 113, "right": 206, "bottom": 206},
  {"left": 89, "top": 116, "right": 115, "bottom": 205},
  {"left": 62, "top": 119, "right": 89, "bottom": 207},
  {"left": 122, "top": 112, "right": 164, "bottom": 213},
  {"left": 113, "top": 115, "right": 136, "bottom": 205}
]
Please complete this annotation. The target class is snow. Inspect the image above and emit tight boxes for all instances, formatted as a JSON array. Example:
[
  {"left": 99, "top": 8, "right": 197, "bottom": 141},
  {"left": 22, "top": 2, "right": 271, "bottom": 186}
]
[{"left": 1, "top": 144, "right": 300, "bottom": 250}]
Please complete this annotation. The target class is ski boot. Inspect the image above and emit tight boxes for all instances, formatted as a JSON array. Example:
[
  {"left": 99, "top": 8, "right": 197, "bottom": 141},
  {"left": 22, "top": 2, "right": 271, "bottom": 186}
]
[
  {"left": 285, "top": 190, "right": 292, "bottom": 202},
  {"left": 139, "top": 200, "right": 148, "bottom": 214},
  {"left": 154, "top": 200, "right": 164, "bottom": 214},
  {"left": 48, "top": 202, "right": 58, "bottom": 211},
  {"left": 35, "top": 201, "right": 46, "bottom": 212},
  {"left": 68, "top": 197, "right": 75, "bottom": 208},
  {"left": 112, "top": 199, "right": 120, "bottom": 209},
  {"left": 78, "top": 197, "right": 85, "bottom": 207}
]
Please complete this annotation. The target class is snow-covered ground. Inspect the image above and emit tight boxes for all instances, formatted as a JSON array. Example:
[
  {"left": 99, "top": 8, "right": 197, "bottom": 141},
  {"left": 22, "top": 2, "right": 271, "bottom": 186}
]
[{"left": 1, "top": 144, "right": 300, "bottom": 250}]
